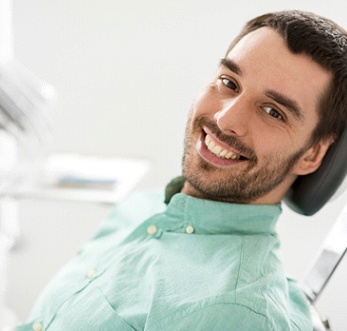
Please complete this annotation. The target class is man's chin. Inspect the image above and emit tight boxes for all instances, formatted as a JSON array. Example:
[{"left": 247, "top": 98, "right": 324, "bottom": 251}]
[{"left": 182, "top": 162, "right": 250, "bottom": 203}]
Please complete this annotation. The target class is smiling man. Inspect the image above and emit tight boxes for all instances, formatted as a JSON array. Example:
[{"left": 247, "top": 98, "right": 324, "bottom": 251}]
[
  {"left": 182, "top": 26, "right": 332, "bottom": 205},
  {"left": 18, "top": 10, "right": 347, "bottom": 331}
]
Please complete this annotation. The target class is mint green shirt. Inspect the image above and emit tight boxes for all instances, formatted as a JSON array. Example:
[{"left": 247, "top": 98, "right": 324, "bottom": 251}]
[{"left": 17, "top": 190, "right": 312, "bottom": 330}]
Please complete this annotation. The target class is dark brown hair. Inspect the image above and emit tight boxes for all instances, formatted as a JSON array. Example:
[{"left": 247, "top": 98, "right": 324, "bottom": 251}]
[{"left": 226, "top": 10, "right": 347, "bottom": 145}]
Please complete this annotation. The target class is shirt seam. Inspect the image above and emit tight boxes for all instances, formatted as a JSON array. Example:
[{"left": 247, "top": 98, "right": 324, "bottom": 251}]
[
  {"left": 234, "top": 236, "right": 244, "bottom": 299},
  {"left": 149, "top": 301, "right": 270, "bottom": 329},
  {"left": 92, "top": 282, "right": 138, "bottom": 331}
]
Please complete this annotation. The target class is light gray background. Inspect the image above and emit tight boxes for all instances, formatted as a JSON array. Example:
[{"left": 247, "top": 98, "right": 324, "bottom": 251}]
[{"left": 6, "top": 1, "right": 347, "bottom": 330}]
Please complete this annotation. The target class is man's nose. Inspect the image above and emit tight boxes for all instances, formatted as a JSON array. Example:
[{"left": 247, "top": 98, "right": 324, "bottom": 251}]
[{"left": 213, "top": 97, "right": 250, "bottom": 136}]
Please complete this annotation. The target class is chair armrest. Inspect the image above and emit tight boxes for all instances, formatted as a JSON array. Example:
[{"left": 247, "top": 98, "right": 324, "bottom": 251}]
[{"left": 310, "top": 304, "right": 331, "bottom": 331}]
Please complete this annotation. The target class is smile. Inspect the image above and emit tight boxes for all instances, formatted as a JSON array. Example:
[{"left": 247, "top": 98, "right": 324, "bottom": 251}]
[
  {"left": 205, "top": 134, "right": 241, "bottom": 160},
  {"left": 196, "top": 126, "right": 249, "bottom": 168}
]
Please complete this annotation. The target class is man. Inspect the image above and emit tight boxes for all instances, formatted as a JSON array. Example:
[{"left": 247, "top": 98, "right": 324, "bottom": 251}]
[{"left": 18, "top": 10, "right": 347, "bottom": 331}]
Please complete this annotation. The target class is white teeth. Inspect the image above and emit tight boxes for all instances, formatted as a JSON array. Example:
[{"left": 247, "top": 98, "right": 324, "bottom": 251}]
[
  {"left": 225, "top": 151, "right": 233, "bottom": 159},
  {"left": 213, "top": 145, "right": 222, "bottom": 155},
  {"left": 204, "top": 134, "right": 241, "bottom": 160}
]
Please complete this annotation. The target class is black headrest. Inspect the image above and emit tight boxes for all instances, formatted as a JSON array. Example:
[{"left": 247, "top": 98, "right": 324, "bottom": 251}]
[{"left": 284, "top": 125, "right": 347, "bottom": 216}]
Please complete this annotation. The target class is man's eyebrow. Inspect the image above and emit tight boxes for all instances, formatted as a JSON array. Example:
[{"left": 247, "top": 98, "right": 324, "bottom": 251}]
[
  {"left": 220, "top": 58, "right": 243, "bottom": 76},
  {"left": 265, "top": 90, "right": 304, "bottom": 122}
]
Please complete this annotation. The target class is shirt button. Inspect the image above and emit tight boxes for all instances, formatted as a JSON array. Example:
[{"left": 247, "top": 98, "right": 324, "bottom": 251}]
[
  {"left": 185, "top": 225, "right": 195, "bottom": 234},
  {"left": 32, "top": 322, "right": 43, "bottom": 331},
  {"left": 86, "top": 268, "right": 97, "bottom": 279},
  {"left": 147, "top": 225, "right": 158, "bottom": 235}
]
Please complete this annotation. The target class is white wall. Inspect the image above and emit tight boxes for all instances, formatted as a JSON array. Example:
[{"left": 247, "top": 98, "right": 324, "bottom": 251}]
[{"left": 5, "top": 1, "right": 347, "bottom": 330}]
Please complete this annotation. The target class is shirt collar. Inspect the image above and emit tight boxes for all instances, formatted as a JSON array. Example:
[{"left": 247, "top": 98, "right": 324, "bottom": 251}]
[{"left": 163, "top": 177, "right": 282, "bottom": 235}]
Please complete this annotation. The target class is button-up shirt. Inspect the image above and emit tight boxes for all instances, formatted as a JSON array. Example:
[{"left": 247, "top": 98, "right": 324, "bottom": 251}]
[{"left": 17, "top": 190, "right": 312, "bottom": 330}]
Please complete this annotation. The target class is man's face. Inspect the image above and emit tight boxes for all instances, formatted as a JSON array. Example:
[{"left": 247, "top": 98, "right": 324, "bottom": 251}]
[{"left": 182, "top": 27, "right": 332, "bottom": 204}]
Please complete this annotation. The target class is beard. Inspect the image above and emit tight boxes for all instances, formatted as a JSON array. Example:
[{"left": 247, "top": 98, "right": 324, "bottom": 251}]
[{"left": 182, "top": 115, "right": 308, "bottom": 203}]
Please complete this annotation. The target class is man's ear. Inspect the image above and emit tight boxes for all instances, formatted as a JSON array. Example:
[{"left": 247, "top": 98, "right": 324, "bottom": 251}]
[{"left": 293, "top": 137, "right": 334, "bottom": 176}]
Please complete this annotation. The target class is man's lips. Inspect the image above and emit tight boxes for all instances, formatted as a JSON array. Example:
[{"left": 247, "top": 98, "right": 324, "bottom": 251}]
[
  {"left": 202, "top": 127, "right": 248, "bottom": 160},
  {"left": 196, "top": 127, "right": 249, "bottom": 167}
]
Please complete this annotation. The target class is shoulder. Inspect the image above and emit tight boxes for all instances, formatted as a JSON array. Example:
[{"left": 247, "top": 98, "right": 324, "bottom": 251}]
[
  {"left": 92, "top": 188, "right": 166, "bottom": 239},
  {"left": 111, "top": 188, "right": 166, "bottom": 221}
]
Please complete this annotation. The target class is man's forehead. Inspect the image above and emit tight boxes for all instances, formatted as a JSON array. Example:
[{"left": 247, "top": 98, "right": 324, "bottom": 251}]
[
  {"left": 226, "top": 27, "right": 286, "bottom": 59},
  {"left": 225, "top": 27, "right": 332, "bottom": 84}
]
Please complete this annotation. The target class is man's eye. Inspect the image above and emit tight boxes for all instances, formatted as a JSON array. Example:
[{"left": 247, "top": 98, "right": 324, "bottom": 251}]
[
  {"left": 220, "top": 76, "right": 238, "bottom": 91},
  {"left": 263, "top": 106, "right": 283, "bottom": 120}
]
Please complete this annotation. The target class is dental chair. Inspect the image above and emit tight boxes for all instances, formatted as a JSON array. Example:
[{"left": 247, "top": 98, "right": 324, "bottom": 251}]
[{"left": 285, "top": 125, "right": 347, "bottom": 331}]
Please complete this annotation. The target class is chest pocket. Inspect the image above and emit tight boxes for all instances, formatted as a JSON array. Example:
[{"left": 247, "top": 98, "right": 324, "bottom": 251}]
[{"left": 17, "top": 284, "right": 137, "bottom": 331}]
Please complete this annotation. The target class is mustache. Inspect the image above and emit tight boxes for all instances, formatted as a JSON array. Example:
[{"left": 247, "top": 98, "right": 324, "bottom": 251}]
[{"left": 194, "top": 116, "right": 257, "bottom": 162}]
